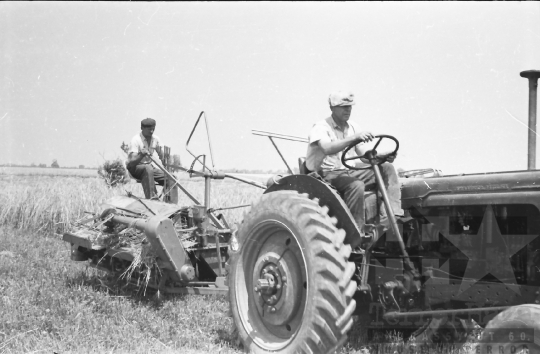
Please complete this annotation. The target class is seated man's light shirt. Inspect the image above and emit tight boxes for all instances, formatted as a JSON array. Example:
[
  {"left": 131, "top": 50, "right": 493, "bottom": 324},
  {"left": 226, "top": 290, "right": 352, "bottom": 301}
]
[
  {"left": 306, "top": 117, "right": 362, "bottom": 172},
  {"left": 129, "top": 132, "right": 163, "bottom": 168}
]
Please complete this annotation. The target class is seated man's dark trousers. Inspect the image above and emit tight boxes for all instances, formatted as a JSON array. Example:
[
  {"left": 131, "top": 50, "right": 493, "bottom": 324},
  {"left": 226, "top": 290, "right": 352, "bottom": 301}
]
[
  {"left": 319, "top": 163, "right": 401, "bottom": 232},
  {"left": 128, "top": 163, "right": 165, "bottom": 199},
  {"left": 320, "top": 170, "right": 366, "bottom": 230}
]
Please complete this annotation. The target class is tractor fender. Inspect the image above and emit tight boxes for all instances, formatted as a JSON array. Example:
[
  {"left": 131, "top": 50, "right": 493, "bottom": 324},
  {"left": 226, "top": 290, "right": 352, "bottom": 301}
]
[{"left": 265, "top": 174, "right": 362, "bottom": 248}]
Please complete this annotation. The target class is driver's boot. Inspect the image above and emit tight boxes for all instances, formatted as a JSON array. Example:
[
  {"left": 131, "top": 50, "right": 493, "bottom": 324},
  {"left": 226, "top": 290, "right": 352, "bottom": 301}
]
[{"left": 357, "top": 223, "right": 379, "bottom": 251}]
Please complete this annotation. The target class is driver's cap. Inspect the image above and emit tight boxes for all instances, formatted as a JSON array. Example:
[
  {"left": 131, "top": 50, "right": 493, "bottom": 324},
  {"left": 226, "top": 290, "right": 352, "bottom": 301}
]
[
  {"left": 141, "top": 118, "right": 156, "bottom": 128},
  {"left": 329, "top": 91, "right": 355, "bottom": 107}
]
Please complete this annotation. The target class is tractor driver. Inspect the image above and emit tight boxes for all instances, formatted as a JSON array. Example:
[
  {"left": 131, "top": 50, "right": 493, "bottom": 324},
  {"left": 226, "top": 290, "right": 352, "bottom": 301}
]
[
  {"left": 127, "top": 118, "right": 166, "bottom": 199},
  {"left": 305, "top": 91, "right": 405, "bottom": 233}
]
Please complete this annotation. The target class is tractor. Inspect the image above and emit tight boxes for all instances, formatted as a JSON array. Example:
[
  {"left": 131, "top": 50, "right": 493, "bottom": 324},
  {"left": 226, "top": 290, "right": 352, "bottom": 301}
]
[
  {"left": 227, "top": 71, "right": 540, "bottom": 353},
  {"left": 63, "top": 73, "right": 540, "bottom": 354},
  {"left": 228, "top": 131, "right": 540, "bottom": 354}
]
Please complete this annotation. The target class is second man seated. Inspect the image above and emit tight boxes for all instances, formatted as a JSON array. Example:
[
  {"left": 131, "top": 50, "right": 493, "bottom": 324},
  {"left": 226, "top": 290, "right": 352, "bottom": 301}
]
[{"left": 127, "top": 118, "right": 166, "bottom": 199}]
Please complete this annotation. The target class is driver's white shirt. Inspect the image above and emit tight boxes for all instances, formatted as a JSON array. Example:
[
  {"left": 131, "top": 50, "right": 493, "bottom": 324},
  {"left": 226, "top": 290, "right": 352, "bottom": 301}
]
[
  {"left": 306, "top": 116, "right": 362, "bottom": 172},
  {"left": 129, "top": 132, "right": 163, "bottom": 168}
]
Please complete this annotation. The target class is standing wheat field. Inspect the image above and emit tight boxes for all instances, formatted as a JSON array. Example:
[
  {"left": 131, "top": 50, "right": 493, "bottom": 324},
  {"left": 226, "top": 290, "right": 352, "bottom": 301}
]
[
  {"left": 0, "top": 173, "right": 480, "bottom": 353},
  {"left": 0, "top": 171, "right": 263, "bottom": 235}
]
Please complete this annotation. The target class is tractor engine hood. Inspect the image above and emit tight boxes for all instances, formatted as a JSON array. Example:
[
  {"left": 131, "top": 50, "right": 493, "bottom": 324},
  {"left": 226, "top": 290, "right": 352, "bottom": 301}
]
[{"left": 400, "top": 169, "right": 540, "bottom": 208}]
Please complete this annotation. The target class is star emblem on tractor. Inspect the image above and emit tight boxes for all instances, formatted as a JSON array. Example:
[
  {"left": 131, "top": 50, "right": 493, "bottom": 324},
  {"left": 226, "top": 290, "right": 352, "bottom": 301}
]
[{"left": 424, "top": 205, "right": 537, "bottom": 296}]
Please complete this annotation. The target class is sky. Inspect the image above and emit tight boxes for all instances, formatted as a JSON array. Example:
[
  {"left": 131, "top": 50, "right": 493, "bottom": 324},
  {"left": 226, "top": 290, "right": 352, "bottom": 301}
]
[{"left": 1, "top": 2, "right": 540, "bottom": 175}]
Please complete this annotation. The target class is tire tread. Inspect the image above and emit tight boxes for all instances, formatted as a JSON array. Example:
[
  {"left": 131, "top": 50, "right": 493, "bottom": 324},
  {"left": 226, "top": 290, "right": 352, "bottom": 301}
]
[{"left": 228, "top": 191, "right": 357, "bottom": 354}]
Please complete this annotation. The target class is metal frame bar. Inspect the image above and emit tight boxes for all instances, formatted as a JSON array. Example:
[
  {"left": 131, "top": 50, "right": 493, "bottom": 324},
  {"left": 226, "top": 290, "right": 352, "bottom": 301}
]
[
  {"left": 185, "top": 111, "right": 214, "bottom": 173},
  {"left": 383, "top": 306, "right": 510, "bottom": 320},
  {"left": 252, "top": 129, "right": 308, "bottom": 143},
  {"left": 222, "top": 173, "right": 266, "bottom": 189},
  {"left": 162, "top": 286, "right": 228, "bottom": 295},
  {"left": 372, "top": 163, "right": 415, "bottom": 272},
  {"left": 251, "top": 129, "right": 308, "bottom": 174},
  {"left": 147, "top": 155, "right": 225, "bottom": 229},
  {"left": 184, "top": 113, "right": 268, "bottom": 189},
  {"left": 165, "top": 163, "right": 266, "bottom": 189},
  {"left": 203, "top": 114, "right": 216, "bottom": 171},
  {"left": 268, "top": 137, "right": 293, "bottom": 175}
]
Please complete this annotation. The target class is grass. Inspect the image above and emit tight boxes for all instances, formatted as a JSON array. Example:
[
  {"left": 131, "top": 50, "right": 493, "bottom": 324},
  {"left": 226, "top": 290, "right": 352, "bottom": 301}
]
[
  {"left": 0, "top": 227, "right": 239, "bottom": 354},
  {"left": 0, "top": 173, "right": 482, "bottom": 353}
]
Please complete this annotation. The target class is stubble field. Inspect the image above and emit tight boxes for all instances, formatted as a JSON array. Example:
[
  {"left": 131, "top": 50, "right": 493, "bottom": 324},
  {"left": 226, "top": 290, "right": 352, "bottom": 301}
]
[{"left": 0, "top": 168, "right": 479, "bottom": 353}]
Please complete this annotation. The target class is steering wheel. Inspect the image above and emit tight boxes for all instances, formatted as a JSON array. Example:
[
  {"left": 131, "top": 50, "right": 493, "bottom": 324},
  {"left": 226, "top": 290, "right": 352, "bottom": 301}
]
[{"left": 341, "top": 134, "right": 399, "bottom": 170}]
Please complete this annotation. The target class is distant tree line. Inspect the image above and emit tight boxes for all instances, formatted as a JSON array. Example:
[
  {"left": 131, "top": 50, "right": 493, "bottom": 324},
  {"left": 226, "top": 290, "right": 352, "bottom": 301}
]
[
  {"left": 1, "top": 161, "right": 285, "bottom": 174},
  {"left": 1, "top": 160, "right": 97, "bottom": 169}
]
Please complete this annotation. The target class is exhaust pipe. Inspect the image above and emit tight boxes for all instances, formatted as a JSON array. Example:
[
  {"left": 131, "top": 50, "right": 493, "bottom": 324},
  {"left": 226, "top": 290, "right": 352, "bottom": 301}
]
[{"left": 520, "top": 70, "right": 540, "bottom": 170}]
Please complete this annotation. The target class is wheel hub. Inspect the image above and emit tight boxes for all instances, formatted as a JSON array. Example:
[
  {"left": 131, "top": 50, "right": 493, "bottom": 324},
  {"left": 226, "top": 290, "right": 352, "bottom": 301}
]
[
  {"left": 253, "top": 251, "right": 302, "bottom": 327},
  {"left": 256, "top": 272, "right": 277, "bottom": 295},
  {"left": 255, "top": 262, "right": 285, "bottom": 305}
]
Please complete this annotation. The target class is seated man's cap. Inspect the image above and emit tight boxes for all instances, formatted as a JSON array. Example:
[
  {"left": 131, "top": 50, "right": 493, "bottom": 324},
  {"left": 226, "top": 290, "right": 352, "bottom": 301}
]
[
  {"left": 141, "top": 118, "right": 156, "bottom": 127},
  {"left": 328, "top": 91, "right": 355, "bottom": 107}
]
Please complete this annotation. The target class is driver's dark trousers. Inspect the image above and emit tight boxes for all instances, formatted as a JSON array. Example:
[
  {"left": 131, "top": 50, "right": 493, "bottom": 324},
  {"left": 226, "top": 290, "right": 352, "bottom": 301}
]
[
  {"left": 319, "top": 163, "right": 403, "bottom": 230},
  {"left": 128, "top": 163, "right": 165, "bottom": 199}
]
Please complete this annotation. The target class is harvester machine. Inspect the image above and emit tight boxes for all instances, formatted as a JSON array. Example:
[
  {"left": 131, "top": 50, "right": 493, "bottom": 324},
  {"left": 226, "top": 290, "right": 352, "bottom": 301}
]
[
  {"left": 63, "top": 112, "right": 266, "bottom": 296},
  {"left": 64, "top": 195, "right": 231, "bottom": 295}
]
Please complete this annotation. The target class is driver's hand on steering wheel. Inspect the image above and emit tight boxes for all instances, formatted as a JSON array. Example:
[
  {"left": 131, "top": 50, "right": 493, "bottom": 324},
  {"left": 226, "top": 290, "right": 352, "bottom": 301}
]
[
  {"left": 386, "top": 152, "right": 398, "bottom": 163},
  {"left": 354, "top": 131, "right": 374, "bottom": 143}
]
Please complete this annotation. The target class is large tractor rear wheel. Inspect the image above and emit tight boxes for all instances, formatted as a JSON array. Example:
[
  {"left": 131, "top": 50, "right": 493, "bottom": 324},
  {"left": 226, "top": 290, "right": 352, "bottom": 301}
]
[
  {"left": 479, "top": 304, "right": 540, "bottom": 354},
  {"left": 228, "top": 191, "right": 357, "bottom": 354}
]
